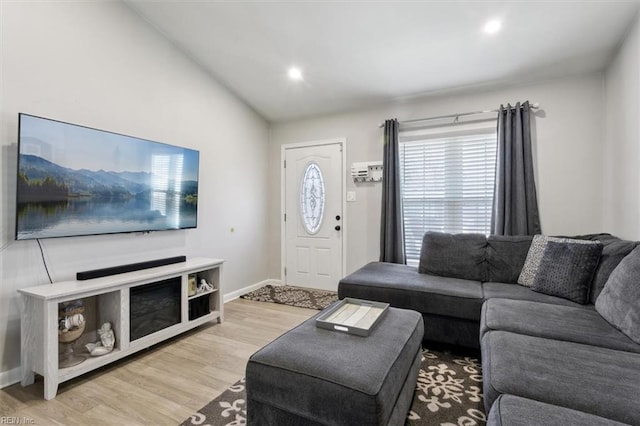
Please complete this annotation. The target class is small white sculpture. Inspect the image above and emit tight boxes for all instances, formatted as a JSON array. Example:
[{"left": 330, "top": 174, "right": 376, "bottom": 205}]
[
  {"left": 198, "top": 278, "right": 214, "bottom": 293},
  {"left": 58, "top": 300, "right": 86, "bottom": 368},
  {"left": 59, "top": 313, "right": 85, "bottom": 333},
  {"left": 85, "top": 322, "right": 116, "bottom": 357}
]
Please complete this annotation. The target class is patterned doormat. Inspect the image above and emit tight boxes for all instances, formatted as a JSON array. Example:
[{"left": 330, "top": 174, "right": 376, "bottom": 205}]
[
  {"left": 180, "top": 349, "right": 485, "bottom": 426},
  {"left": 240, "top": 284, "right": 339, "bottom": 310}
]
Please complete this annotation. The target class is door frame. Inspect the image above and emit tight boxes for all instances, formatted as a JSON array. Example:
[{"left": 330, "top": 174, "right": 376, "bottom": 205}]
[{"left": 280, "top": 138, "right": 347, "bottom": 284}]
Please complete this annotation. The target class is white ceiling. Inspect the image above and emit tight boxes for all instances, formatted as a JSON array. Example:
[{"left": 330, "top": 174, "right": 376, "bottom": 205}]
[{"left": 125, "top": 1, "right": 639, "bottom": 122}]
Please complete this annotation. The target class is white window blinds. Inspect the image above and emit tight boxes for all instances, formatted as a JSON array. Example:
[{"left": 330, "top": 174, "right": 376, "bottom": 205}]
[{"left": 399, "top": 127, "right": 497, "bottom": 264}]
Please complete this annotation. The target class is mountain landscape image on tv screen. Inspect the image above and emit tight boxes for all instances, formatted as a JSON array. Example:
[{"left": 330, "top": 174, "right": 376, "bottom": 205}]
[{"left": 16, "top": 114, "right": 199, "bottom": 240}]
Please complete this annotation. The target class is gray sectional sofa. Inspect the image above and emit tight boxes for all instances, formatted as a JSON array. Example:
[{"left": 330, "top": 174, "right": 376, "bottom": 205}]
[{"left": 338, "top": 232, "right": 640, "bottom": 425}]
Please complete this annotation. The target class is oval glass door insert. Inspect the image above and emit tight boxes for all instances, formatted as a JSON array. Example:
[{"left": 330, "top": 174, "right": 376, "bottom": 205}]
[{"left": 300, "top": 162, "right": 325, "bottom": 234}]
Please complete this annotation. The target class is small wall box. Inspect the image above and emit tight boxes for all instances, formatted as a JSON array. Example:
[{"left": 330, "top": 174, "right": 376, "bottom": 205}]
[{"left": 351, "top": 161, "right": 383, "bottom": 182}]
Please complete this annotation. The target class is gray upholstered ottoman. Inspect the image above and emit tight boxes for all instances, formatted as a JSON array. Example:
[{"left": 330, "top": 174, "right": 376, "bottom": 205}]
[{"left": 246, "top": 306, "right": 424, "bottom": 425}]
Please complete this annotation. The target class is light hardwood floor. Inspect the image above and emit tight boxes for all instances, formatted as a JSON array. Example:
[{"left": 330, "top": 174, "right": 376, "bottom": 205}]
[{"left": 0, "top": 299, "right": 316, "bottom": 425}]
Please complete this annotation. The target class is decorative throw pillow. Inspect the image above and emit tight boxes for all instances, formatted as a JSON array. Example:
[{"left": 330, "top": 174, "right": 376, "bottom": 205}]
[
  {"left": 595, "top": 245, "right": 640, "bottom": 345},
  {"left": 517, "top": 235, "right": 600, "bottom": 287},
  {"left": 517, "top": 235, "right": 546, "bottom": 286},
  {"left": 531, "top": 240, "right": 603, "bottom": 304}
]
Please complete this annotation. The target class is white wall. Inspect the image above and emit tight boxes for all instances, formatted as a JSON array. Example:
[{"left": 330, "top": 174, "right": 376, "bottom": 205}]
[
  {"left": 0, "top": 2, "right": 269, "bottom": 384},
  {"left": 268, "top": 73, "right": 606, "bottom": 278},
  {"left": 603, "top": 14, "right": 640, "bottom": 239}
]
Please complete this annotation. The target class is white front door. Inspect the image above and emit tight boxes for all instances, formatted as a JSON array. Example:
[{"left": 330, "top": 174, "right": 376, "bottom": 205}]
[{"left": 283, "top": 142, "right": 344, "bottom": 291}]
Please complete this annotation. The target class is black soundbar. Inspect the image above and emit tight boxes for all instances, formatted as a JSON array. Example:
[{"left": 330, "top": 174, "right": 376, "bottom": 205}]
[{"left": 76, "top": 256, "right": 187, "bottom": 281}]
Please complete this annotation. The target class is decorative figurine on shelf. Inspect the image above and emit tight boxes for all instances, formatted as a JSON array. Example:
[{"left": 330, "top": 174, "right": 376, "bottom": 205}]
[
  {"left": 85, "top": 322, "right": 116, "bottom": 356},
  {"left": 197, "top": 278, "right": 214, "bottom": 294},
  {"left": 58, "top": 299, "right": 86, "bottom": 368}
]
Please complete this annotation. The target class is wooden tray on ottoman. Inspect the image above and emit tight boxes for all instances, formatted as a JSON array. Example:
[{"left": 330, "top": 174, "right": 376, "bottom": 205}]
[{"left": 316, "top": 298, "right": 389, "bottom": 336}]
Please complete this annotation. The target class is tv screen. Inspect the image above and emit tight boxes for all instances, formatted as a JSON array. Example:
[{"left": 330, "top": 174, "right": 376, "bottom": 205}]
[{"left": 15, "top": 113, "right": 199, "bottom": 240}]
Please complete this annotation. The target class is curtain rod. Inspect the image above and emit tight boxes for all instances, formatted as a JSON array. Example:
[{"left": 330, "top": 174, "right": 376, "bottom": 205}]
[{"left": 378, "top": 102, "right": 540, "bottom": 128}]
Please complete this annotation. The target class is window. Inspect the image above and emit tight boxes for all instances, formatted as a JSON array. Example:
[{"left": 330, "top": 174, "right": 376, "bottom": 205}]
[{"left": 399, "top": 126, "right": 497, "bottom": 265}]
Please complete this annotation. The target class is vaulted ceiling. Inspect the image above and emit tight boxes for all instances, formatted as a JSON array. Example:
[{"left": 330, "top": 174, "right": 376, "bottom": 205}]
[{"left": 126, "top": 1, "right": 639, "bottom": 122}]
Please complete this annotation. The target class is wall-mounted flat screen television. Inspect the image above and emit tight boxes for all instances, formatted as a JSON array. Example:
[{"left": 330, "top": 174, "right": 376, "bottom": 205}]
[{"left": 15, "top": 113, "right": 199, "bottom": 240}]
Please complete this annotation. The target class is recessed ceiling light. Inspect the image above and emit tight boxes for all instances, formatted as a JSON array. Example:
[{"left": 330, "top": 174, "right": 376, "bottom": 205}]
[
  {"left": 288, "top": 67, "right": 303, "bottom": 81},
  {"left": 483, "top": 19, "right": 502, "bottom": 34}
]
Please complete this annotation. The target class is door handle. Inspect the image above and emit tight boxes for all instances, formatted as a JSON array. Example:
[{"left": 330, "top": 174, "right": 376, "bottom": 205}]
[{"left": 335, "top": 225, "right": 341, "bottom": 231}]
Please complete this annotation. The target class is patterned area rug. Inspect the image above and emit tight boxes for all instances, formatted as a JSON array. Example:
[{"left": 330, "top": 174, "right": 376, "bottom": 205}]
[
  {"left": 180, "top": 349, "right": 485, "bottom": 426},
  {"left": 240, "top": 284, "right": 338, "bottom": 310}
]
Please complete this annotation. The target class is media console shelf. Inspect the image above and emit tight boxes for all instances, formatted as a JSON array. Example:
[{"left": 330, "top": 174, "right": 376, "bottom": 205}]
[{"left": 18, "top": 257, "right": 223, "bottom": 400}]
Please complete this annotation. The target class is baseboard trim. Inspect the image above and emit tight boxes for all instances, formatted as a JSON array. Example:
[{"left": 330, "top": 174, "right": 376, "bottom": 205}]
[
  {"left": 223, "top": 279, "right": 281, "bottom": 303},
  {"left": 0, "top": 366, "right": 22, "bottom": 389}
]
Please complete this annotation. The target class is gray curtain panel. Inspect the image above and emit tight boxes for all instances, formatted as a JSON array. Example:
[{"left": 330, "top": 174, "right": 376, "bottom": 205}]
[
  {"left": 491, "top": 101, "right": 541, "bottom": 235},
  {"left": 380, "top": 119, "right": 406, "bottom": 264}
]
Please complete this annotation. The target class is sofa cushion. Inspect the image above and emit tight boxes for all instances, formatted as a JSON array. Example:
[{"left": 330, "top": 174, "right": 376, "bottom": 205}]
[
  {"left": 339, "top": 262, "right": 483, "bottom": 321},
  {"left": 591, "top": 238, "right": 639, "bottom": 303},
  {"left": 480, "top": 299, "right": 640, "bottom": 354},
  {"left": 418, "top": 232, "right": 487, "bottom": 281},
  {"left": 517, "top": 235, "right": 600, "bottom": 287},
  {"left": 485, "top": 235, "right": 533, "bottom": 283},
  {"left": 596, "top": 245, "right": 640, "bottom": 345},
  {"left": 481, "top": 331, "right": 640, "bottom": 425},
  {"left": 531, "top": 240, "right": 603, "bottom": 304},
  {"left": 482, "top": 282, "right": 582, "bottom": 307},
  {"left": 488, "top": 395, "right": 627, "bottom": 426}
]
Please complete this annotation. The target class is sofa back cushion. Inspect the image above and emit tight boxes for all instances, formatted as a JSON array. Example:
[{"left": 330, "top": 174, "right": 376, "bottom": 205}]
[
  {"left": 419, "top": 232, "right": 486, "bottom": 281},
  {"left": 595, "top": 245, "right": 640, "bottom": 345},
  {"left": 590, "top": 238, "right": 639, "bottom": 303},
  {"left": 486, "top": 235, "right": 533, "bottom": 283}
]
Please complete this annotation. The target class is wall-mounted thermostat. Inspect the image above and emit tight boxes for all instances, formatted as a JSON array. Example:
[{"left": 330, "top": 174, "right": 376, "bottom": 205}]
[{"left": 351, "top": 161, "right": 383, "bottom": 182}]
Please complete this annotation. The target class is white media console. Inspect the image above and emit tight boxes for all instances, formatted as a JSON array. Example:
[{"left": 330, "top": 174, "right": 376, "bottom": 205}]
[{"left": 18, "top": 257, "right": 223, "bottom": 400}]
